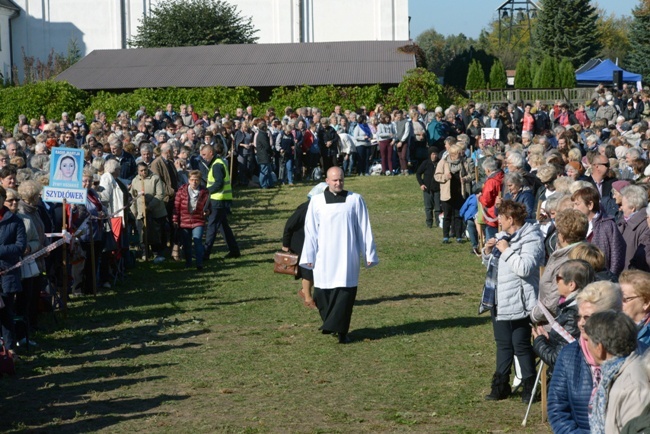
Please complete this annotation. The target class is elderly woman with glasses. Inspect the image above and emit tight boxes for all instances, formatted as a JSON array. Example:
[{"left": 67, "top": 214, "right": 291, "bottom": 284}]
[
  {"left": 532, "top": 260, "right": 595, "bottom": 369},
  {"left": 548, "top": 281, "right": 623, "bottom": 434},
  {"left": 619, "top": 269, "right": 650, "bottom": 345}
]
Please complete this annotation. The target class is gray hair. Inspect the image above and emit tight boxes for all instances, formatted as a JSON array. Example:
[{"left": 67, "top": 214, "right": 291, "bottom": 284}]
[
  {"left": 621, "top": 185, "right": 649, "bottom": 211},
  {"left": 507, "top": 151, "right": 525, "bottom": 169},
  {"left": 17, "top": 179, "right": 42, "bottom": 203},
  {"left": 586, "top": 134, "right": 599, "bottom": 145},
  {"left": 577, "top": 281, "right": 622, "bottom": 312},
  {"left": 92, "top": 157, "right": 105, "bottom": 173},
  {"left": 584, "top": 310, "right": 637, "bottom": 358},
  {"left": 627, "top": 147, "right": 642, "bottom": 160},
  {"left": 482, "top": 157, "right": 498, "bottom": 173},
  {"left": 104, "top": 159, "right": 120, "bottom": 175},
  {"left": 504, "top": 171, "right": 524, "bottom": 188}
]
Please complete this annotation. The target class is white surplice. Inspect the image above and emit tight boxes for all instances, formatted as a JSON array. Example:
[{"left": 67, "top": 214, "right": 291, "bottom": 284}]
[{"left": 300, "top": 190, "right": 378, "bottom": 288}]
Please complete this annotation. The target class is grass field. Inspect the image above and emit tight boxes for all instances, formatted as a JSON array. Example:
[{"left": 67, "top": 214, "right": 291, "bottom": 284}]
[{"left": 1, "top": 175, "right": 551, "bottom": 433}]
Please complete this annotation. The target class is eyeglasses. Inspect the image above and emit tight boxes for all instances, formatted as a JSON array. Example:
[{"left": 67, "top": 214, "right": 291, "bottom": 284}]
[
  {"left": 4, "top": 198, "right": 19, "bottom": 203},
  {"left": 576, "top": 314, "right": 590, "bottom": 323},
  {"left": 594, "top": 162, "right": 610, "bottom": 168},
  {"left": 623, "top": 295, "right": 642, "bottom": 304},
  {"left": 555, "top": 275, "right": 565, "bottom": 283}
]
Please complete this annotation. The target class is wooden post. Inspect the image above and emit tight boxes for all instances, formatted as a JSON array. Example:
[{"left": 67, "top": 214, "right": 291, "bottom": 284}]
[
  {"left": 141, "top": 177, "right": 148, "bottom": 261},
  {"left": 541, "top": 363, "right": 548, "bottom": 423},
  {"left": 62, "top": 199, "right": 68, "bottom": 317},
  {"left": 89, "top": 216, "right": 97, "bottom": 296}
]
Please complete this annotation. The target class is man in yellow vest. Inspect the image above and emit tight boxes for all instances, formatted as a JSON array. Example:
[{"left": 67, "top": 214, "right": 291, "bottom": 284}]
[{"left": 203, "top": 143, "right": 240, "bottom": 259}]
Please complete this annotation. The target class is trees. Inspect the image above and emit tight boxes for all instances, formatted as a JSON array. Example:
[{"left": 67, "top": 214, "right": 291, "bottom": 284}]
[
  {"left": 597, "top": 10, "right": 632, "bottom": 63},
  {"left": 416, "top": 29, "right": 474, "bottom": 76},
  {"left": 129, "top": 0, "right": 258, "bottom": 48},
  {"left": 489, "top": 59, "right": 507, "bottom": 89},
  {"left": 466, "top": 60, "right": 486, "bottom": 90},
  {"left": 444, "top": 48, "right": 496, "bottom": 89},
  {"left": 514, "top": 57, "right": 533, "bottom": 88},
  {"left": 531, "top": 0, "right": 601, "bottom": 67},
  {"left": 626, "top": 0, "right": 650, "bottom": 78},
  {"left": 533, "top": 55, "right": 559, "bottom": 88},
  {"left": 558, "top": 58, "right": 577, "bottom": 88}
]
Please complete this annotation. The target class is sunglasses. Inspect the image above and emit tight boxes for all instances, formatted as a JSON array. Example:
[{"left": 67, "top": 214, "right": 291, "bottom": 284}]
[{"left": 4, "top": 198, "right": 19, "bottom": 203}]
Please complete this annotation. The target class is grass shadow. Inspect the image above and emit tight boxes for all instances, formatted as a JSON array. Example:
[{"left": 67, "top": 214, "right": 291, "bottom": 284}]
[
  {"left": 352, "top": 316, "right": 491, "bottom": 341},
  {"left": 355, "top": 291, "right": 462, "bottom": 306}
]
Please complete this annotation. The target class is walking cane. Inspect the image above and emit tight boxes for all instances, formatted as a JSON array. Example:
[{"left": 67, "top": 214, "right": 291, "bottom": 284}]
[
  {"left": 522, "top": 360, "right": 545, "bottom": 427},
  {"left": 141, "top": 177, "right": 148, "bottom": 262}
]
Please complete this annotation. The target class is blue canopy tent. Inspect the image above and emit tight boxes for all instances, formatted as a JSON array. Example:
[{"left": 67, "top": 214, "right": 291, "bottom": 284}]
[{"left": 576, "top": 59, "right": 642, "bottom": 85}]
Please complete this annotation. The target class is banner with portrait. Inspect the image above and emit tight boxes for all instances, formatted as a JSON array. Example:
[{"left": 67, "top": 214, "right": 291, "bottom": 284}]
[{"left": 44, "top": 148, "right": 86, "bottom": 204}]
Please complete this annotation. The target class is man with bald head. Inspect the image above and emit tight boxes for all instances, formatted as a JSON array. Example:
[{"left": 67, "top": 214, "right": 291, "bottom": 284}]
[{"left": 300, "top": 167, "right": 379, "bottom": 343}]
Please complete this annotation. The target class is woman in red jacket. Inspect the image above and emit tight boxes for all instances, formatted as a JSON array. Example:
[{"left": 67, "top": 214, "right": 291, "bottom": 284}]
[{"left": 173, "top": 170, "right": 210, "bottom": 270}]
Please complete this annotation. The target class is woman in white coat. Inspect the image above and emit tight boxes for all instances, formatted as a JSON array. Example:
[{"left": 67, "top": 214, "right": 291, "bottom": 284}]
[{"left": 482, "top": 200, "right": 545, "bottom": 402}]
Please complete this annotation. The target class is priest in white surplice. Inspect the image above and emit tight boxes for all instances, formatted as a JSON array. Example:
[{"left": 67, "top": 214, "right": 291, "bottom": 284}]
[{"left": 300, "top": 167, "right": 379, "bottom": 343}]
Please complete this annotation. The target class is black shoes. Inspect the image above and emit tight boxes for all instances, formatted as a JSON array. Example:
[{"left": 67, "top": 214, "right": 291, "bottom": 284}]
[
  {"left": 338, "top": 333, "right": 351, "bottom": 344},
  {"left": 485, "top": 373, "right": 511, "bottom": 401},
  {"left": 224, "top": 251, "right": 241, "bottom": 259},
  {"left": 520, "top": 376, "right": 537, "bottom": 403}
]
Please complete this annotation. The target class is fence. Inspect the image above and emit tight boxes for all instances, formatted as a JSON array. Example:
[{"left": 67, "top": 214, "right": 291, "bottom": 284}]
[{"left": 466, "top": 88, "right": 594, "bottom": 107}]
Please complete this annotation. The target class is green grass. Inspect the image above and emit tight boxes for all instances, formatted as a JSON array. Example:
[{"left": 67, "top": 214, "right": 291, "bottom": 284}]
[{"left": 0, "top": 175, "right": 550, "bottom": 433}]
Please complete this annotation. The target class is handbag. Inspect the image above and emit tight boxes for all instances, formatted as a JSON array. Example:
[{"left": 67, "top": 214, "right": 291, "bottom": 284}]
[
  {"left": 274, "top": 251, "right": 299, "bottom": 276},
  {"left": 0, "top": 338, "right": 15, "bottom": 376}
]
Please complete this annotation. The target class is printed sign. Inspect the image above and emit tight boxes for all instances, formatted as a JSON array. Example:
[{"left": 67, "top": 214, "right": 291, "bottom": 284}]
[
  {"left": 481, "top": 128, "right": 500, "bottom": 140},
  {"left": 44, "top": 147, "right": 86, "bottom": 204}
]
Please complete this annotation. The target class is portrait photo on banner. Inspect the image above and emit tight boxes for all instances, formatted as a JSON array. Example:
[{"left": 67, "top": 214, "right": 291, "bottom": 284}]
[{"left": 49, "top": 148, "right": 84, "bottom": 189}]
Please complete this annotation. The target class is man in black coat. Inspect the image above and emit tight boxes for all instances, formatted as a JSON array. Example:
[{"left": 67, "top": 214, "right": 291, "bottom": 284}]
[
  {"left": 416, "top": 147, "right": 441, "bottom": 228},
  {"left": 317, "top": 118, "right": 340, "bottom": 173}
]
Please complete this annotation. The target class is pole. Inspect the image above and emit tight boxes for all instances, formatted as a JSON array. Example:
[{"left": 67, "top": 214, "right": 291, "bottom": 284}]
[
  {"left": 62, "top": 199, "right": 68, "bottom": 317},
  {"left": 141, "top": 176, "right": 148, "bottom": 261},
  {"left": 522, "top": 360, "right": 545, "bottom": 427},
  {"left": 89, "top": 215, "right": 97, "bottom": 296},
  {"left": 229, "top": 140, "right": 235, "bottom": 185}
]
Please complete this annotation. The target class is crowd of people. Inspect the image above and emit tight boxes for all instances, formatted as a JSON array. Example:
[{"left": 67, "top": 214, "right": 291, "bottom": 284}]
[{"left": 1, "top": 84, "right": 650, "bottom": 431}]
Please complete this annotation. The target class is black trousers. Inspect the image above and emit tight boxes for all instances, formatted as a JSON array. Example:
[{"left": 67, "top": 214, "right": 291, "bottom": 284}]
[
  {"left": 441, "top": 199, "right": 462, "bottom": 239},
  {"left": 423, "top": 190, "right": 441, "bottom": 228},
  {"left": 204, "top": 201, "right": 240, "bottom": 257},
  {"left": 491, "top": 310, "right": 536, "bottom": 379},
  {"left": 313, "top": 286, "right": 357, "bottom": 334}
]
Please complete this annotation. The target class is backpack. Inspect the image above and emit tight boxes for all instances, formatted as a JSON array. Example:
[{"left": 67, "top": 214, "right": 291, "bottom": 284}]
[{"left": 311, "top": 166, "right": 322, "bottom": 181}]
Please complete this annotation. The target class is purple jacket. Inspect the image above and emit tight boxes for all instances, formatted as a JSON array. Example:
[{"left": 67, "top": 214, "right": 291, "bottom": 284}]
[
  {"left": 618, "top": 209, "right": 650, "bottom": 272},
  {"left": 590, "top": 213, "right": 626, "bottom": 275}
]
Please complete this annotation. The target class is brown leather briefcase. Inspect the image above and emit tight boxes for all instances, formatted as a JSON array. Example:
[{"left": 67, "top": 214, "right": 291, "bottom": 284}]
[{"left": 273, "top": 251, "right": 299, "bottom": 276}]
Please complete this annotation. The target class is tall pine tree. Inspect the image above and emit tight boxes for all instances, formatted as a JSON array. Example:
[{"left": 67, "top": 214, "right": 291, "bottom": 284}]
[
  {"left": 533, "top": 55, "right": 559, "bottom": 88},
  {"left": 626, "top": 0, "right": 650, "bottom": 79},
  {"left": 514, "top": 57, "right": 533, "bottom": 88},
  {"left": 466, "top": 59, "right": 486, "bottom": 90},
  {"left": 489, "top": 59, "right": 507, "bottom": 89},
  {"left": 531, "top": 0, "right": 601, "bottom": 67}
]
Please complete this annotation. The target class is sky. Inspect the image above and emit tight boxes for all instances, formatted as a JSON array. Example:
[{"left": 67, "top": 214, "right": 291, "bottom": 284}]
[{"left": 408, "top": 0, "right": 640, "bottom": 40}]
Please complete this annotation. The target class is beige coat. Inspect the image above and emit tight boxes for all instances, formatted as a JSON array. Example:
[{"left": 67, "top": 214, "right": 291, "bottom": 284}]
[
  {"left": 433, "top": 156, "right": 472, "bottom": 201},
  {"left": 129, "top": 173, "right": 167, "bottom": 220},
  {"left": 605, "top": 353, "right": 650, "bottom": 433}
]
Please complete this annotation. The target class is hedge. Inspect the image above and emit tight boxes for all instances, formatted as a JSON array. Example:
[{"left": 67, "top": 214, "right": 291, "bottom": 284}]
[{"left": 0, "top": 68, "right": 451, "bottom": 128}]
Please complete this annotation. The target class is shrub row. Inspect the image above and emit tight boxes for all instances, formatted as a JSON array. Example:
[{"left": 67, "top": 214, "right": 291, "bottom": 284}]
[{"left": 0, "top": 68, "right": 453, "bottom": 129}]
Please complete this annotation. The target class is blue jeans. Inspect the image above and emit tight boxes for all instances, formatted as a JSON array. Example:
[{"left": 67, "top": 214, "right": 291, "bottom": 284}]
[
  {"left": 259, "top": 163, "right": 274, "bottom": 188},
  {"left": 182, "top": 226, "right": 205, "bottom": 267},
  {"left": 466, "top": 219, "right": 479, "bottom": 248},
  {"left": 485, "top": 225, "right": 498, "bottom": 241},
  {"left": 343, "top": 153, "right": 356, "bottom": 175},
  {"left": 281, "top": 157, "right": 294, "bottom": 184}
]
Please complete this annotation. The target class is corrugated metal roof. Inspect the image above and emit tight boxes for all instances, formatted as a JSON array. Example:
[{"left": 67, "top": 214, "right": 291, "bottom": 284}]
[{"left": 55, "top": 41, "right": 417, "bottom": 90}]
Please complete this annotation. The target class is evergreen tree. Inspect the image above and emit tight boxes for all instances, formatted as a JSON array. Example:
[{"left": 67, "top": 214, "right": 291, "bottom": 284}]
[
  {"left": 514, "top": 57, "right": 533, "bottom": 88},
  {"left": 626, "top": 0, "right": 650, "bottom": 79},
  {"left": 489, "top": 59, "right": 507, "bottom": 89},
  {"left": 129, "top": 0, "right": 258, "bottom": 48},
  {"left": 531, "top": 0, "right": 601, "bottom": 67},
  {"left": 533, "top": 55, "right": 559, "bottom": 88},
  {"left": 443, "top": 48, "right": 497, "bottom": 89},
  {"left": 466, "top": 59, "right": 486, "bottom": 90},
  {"left": 558, "top": 58, "right": 577, "bottom": 88}
]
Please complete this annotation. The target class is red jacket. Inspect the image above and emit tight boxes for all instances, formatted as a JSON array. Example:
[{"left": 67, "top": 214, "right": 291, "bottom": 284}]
[
  {"left": 173, "top": 184, "right": 209, "bottom": 229},
  {"left": 479, "top": 170, "right": 504, "bottom": 228}
]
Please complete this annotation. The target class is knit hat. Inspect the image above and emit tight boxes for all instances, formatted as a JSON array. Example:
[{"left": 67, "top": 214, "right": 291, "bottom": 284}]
[{"left": 612, "top": 180, "right": 631, "bottom": 193}]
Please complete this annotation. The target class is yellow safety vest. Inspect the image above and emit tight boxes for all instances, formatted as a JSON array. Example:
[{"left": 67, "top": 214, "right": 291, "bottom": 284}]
[{"left": 207, "top": 158, "right": 232, "bottom": 201}]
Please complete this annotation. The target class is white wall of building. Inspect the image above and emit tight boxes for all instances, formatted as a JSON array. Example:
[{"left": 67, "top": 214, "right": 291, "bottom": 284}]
[
  {"left": 9, "top": 0, "right": 409, "bottom": 78},
  {"left": 0, "top": 7, "right": 15, "bottom": 81}
]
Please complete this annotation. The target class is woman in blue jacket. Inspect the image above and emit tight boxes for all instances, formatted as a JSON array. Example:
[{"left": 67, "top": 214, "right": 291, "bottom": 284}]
[
  {"left": 0, "top": 185, "right": 27, "bottom": 353},
  {"left": 548, "top": 281, "right": 623, "bottom": 434}
]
